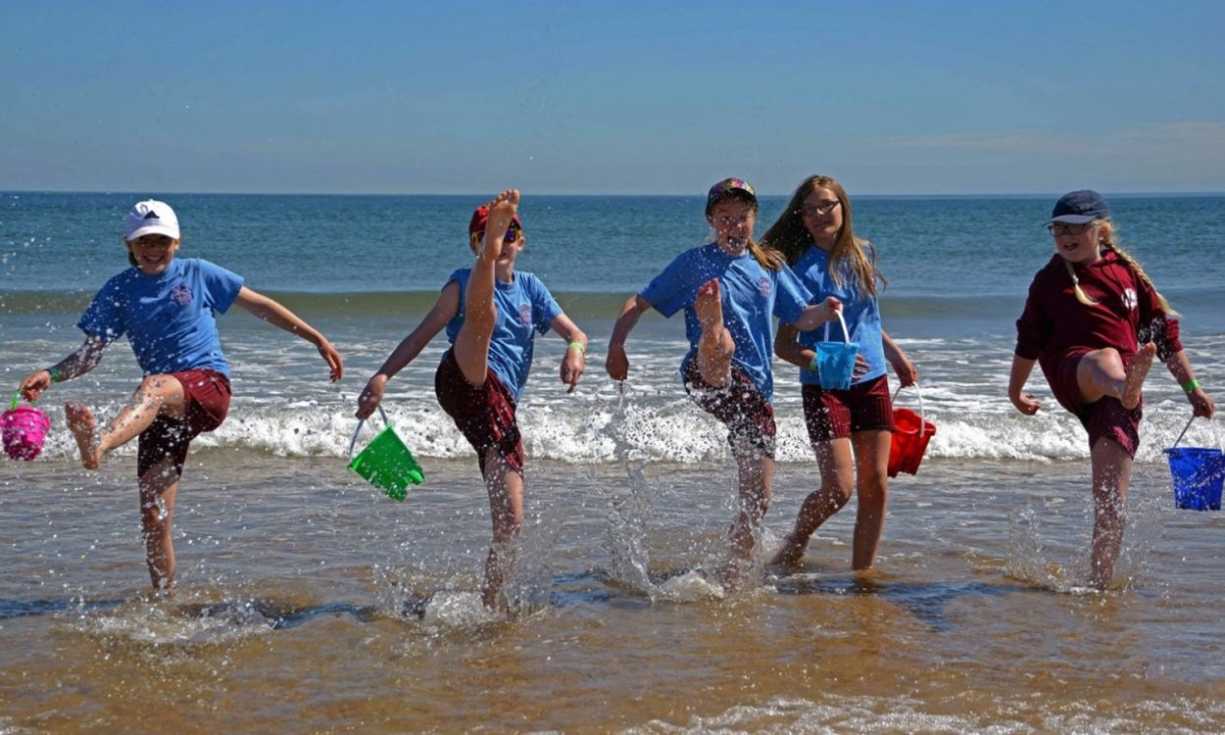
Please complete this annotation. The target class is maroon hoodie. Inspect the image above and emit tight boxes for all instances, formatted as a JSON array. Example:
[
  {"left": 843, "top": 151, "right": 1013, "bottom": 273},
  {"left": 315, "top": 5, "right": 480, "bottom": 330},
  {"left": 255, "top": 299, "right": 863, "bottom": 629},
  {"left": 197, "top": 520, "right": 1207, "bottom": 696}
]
[{"left": 1015, "top": 249, "right": 1181, "bottom": 380}]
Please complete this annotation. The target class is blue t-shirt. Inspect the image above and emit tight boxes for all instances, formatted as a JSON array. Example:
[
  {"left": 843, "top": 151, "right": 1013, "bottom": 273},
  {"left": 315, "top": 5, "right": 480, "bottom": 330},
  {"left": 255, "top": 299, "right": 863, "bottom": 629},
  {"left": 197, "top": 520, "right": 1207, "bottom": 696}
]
[
  {"left": 443, "top": 269, "right": 563, "bottom": 402},
  {"left": 639, "top": 243, "right": 812, "bottom": 401},
  {"left": 77, "top": 258, "right": 245, "bottom": 377},
  {"left": 792, "top": 244, "right": 886, "bottom": 386}
]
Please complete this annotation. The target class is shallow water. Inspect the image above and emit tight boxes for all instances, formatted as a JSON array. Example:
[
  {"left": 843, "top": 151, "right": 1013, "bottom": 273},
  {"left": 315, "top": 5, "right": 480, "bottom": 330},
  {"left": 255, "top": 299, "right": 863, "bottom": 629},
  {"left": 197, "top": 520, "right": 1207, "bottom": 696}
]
[
  {"left": 4, "top": 453, "right": 1225, "bottom": 733},
  {"left": 4, "top": 192, "right": 1225, "bottom": 731}
]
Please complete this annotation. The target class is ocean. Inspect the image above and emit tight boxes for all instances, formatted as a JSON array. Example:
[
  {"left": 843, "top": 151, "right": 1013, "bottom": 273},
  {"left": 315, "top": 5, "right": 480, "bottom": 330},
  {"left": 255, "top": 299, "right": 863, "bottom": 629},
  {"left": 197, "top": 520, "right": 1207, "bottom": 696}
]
[{"left": 2, "top": 191, "right": 1224, "bottom": 732}]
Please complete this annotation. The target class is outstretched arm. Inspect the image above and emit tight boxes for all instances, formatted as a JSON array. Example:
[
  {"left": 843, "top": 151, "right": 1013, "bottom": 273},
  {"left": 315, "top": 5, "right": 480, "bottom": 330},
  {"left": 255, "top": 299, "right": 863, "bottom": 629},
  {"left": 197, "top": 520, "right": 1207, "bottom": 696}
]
[
  {"left": 606, "top": 294, "right": 652, "bottom": 381},
  {"left": 1163, "top": 349, "right": 1215, "bottom": 418},
  {"left": 550, "top": 313, "right": 588, "bottom": 394},
  {"left": 355, "top": 283, "right": 459, "bottom": 419},
  {"left": 1008, "top": 354, "right": 1040, "bottom": 415},
  {"left": 18, "top": 336, "right": 109, "bottom": 401},
  {"left": 233, "top": 286, "right": 343, "bottom": 382},
  {"left": 882, "top": 330, "right": 918, "bottom": 387},
  {"left": 792, "top": 297, "right": 842, "bottom": 331}
]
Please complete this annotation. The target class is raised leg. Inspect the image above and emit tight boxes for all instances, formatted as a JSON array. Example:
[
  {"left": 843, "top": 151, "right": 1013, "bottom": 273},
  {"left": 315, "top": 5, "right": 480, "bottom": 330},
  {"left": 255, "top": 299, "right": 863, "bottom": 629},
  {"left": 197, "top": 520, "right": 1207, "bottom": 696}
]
[
  {"left": 454, "top": 189, "right": 520, "bottom": 387},
  {"left": 694, "top": 279, "right": 734, "bottom": 388},
  {"left": 65, "top": 374, "right": 187, "bottom": 470},
  {"left": 1076, "top": 343, "right": 1156, "bottom": 410}
]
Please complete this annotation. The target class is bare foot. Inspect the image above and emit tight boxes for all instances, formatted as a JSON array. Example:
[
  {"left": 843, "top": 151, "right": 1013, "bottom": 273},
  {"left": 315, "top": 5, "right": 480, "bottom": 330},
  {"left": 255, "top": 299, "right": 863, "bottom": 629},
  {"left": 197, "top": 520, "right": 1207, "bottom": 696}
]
[
  {"left": 480, "top": 189, "right": 521, "bottom": 261},
  {"left": 64, "top": 402, "right": 100, "bottom": 469},
  {"left": 1121, "top": 342, "right": 1156, "bottom": 410},
  {"left": 769, "top": 534, "right": 808, "bottom": 569}
]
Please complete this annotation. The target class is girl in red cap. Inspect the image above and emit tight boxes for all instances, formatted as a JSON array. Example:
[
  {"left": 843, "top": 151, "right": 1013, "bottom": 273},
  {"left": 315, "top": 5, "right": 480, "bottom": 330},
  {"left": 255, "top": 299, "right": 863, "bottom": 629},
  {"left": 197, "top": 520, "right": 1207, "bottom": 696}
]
[
  {"left": 1010, "top": 190, "right": 1215, "bottom": 588},
  {"left": 356, "top": 189, "right": 588, "bottom": 610}
]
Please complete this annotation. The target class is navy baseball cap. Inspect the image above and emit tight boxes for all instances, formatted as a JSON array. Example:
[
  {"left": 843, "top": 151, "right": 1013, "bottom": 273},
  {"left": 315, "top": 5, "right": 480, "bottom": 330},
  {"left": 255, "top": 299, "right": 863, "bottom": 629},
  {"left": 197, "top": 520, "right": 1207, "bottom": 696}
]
[
  {"left": 705, "top": 177, "right": 758, "bottom": 215},
  {"left": 1050, "top": 190, "right": 1110, "bottom": 224}
]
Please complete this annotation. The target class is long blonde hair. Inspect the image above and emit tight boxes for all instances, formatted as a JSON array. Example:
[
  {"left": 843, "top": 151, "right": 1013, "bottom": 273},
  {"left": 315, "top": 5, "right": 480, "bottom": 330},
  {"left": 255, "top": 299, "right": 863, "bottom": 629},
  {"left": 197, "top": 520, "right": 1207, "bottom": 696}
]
[
  {"left": 761, "top": 175, "right": 884, "bottom": 296},
  {"left": 1064, "top": 219, "right": 1177, "bottom": 316}
]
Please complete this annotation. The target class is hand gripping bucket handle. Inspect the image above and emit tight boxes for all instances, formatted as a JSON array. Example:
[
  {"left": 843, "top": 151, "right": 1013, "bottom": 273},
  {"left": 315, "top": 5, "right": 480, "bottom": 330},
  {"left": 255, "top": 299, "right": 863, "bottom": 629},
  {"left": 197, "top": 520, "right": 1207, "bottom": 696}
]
[
  {"left": 1165, "top": 415, "right": 1224, "bottom": 511},
  {"left": 824, "top": 310, "right": 852, "bottom": 344},
  {"left": 347, "top": 406, "right": 425, "bottom": 501},
  {"left": 892, "top": 384, "right": 927, "bottom": 434},
  {"left": 814, "top": 311, "right": 858, "bottom": 390}
]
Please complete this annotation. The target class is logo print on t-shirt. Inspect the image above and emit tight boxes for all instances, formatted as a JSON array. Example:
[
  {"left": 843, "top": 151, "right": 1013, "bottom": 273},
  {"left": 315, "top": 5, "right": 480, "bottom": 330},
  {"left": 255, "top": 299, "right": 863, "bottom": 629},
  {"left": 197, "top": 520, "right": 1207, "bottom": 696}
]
[
  {"left": 756, "top": 277, "right": 772, "bottom": 296},
  {"left": 518, "top": 303, "right": 533, "bottom": 326},
  {"left": 170, "top": 283, "right": 193, "bottom": 306},
  {"left": 1121, "top": 287, "right": 1138, "bottom": 311}
]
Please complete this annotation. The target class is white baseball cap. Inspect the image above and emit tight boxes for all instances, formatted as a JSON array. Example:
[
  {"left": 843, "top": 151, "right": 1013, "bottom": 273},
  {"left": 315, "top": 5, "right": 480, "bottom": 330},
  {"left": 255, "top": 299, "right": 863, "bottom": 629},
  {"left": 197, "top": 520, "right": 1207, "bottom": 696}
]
[{"left": 124, "top": 199, "right": 180, "bottom": 242}]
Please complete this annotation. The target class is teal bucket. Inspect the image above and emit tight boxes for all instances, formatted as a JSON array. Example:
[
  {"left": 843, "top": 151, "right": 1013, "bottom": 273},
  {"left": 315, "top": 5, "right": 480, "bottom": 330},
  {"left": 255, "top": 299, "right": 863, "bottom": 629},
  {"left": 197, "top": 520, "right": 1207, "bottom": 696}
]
[
  {"left": 812, "top": 312, "right": 858, "bottom": 390},
  {"left": 1165, "top": 417, "right": 1224, "bottom": 511}
]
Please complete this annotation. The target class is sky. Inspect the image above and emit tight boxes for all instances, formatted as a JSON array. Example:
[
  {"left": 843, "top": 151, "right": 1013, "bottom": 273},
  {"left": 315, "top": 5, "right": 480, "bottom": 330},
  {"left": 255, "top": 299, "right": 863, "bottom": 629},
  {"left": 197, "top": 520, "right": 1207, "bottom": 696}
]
[{"left": 2, "top": 1, "right": 1224, "bottom": 196}]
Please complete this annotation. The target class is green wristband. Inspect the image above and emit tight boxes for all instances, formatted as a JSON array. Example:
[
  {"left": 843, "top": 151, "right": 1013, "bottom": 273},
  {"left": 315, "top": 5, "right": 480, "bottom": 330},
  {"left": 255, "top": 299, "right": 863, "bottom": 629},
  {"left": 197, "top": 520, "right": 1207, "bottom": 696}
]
[
  {"left": 47, "top": 367, "right": 64, "bottom": 384},
  {"left": 567, "top": 341, "right": 586, "bottom": 354},
  {"left": 1182, "top": 378, "right": 1201, "bottom": 395},
  {"left": 808, "top": 354, "right": 821, "bottom": 376}
]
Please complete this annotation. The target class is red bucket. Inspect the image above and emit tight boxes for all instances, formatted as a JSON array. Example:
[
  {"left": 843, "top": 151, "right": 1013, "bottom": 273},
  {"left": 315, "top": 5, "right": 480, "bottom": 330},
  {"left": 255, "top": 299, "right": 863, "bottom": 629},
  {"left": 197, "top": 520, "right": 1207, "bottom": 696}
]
[{"left": 888, "top": 387, "right": 935, "bottom": 478}]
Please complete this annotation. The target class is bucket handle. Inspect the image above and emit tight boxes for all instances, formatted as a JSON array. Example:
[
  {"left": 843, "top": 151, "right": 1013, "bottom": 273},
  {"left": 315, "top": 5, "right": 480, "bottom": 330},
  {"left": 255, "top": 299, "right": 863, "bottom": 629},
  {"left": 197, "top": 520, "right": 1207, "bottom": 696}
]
[
  {"left": 892, "top": 383, "right": 927, "bottom": 437},
  {"left": 9, "top": 391, "right": 19, "bottom": 412},
  {"left": 822, "top": 309, "right": 851, "bottom": 343},
  {"left": 348, "top": 405, "right": 392, "bottom": 459},
  {"left": 1172, "top": 414, "right": 1222, "bottom": 450}
]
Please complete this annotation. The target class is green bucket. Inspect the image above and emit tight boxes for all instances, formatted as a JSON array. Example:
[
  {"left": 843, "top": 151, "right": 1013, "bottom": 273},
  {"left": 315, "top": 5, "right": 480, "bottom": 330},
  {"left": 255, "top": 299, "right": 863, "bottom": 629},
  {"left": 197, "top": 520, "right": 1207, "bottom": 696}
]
[{"left": 347, "top": 406, "right": 424, "bottom": 501}]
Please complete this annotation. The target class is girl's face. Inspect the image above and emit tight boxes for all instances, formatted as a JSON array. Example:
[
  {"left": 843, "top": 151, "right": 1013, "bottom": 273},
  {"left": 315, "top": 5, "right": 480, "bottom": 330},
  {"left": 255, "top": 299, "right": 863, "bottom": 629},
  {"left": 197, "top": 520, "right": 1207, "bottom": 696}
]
[
  {"left": 708, "top": 198, "right": 756, "bottom": 256},
  {"left": 470, "top": 223, "right": 525, "bottom": 262},
  {"left": 127, "top": 234, "right": 180, "bottom": 275},
  {"left": 801, "top": 187, "right": 843, "bottom": 249},
  {"left": 1050, "top": 222, "right": 1103, "bottom": 265}
]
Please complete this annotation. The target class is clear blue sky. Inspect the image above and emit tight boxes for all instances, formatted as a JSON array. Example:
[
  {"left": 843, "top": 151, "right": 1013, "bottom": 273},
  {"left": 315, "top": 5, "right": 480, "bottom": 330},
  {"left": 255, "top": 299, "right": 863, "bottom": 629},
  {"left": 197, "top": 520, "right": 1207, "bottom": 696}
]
[{"left": 3, "top": 1, "right": 1223, "bottom": 195}]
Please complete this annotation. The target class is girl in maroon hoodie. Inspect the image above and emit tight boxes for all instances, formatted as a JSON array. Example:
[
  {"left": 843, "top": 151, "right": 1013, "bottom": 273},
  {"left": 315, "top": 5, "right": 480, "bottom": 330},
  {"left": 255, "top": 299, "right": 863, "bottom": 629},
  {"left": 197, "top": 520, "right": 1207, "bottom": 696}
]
[{"left": 1009, "top": 190, "right": 1214, "bottom": 588}]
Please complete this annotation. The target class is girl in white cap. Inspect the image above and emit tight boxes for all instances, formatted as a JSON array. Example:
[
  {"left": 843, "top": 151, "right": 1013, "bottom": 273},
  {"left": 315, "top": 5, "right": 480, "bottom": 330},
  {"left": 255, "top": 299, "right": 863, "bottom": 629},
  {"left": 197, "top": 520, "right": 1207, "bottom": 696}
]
[{"left": 18, "top": 199, "right": 344, "bottom": 594}]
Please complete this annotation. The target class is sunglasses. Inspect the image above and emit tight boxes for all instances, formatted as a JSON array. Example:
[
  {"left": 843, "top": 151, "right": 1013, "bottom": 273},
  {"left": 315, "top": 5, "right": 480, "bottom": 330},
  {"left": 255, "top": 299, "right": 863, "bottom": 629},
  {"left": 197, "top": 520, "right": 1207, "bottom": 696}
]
[
  {"left": 476, "top": 224, "right": 522, "bottom": 244},
  {"left": 1046, "top": 223, "right": 1092, "bottom": 236}
]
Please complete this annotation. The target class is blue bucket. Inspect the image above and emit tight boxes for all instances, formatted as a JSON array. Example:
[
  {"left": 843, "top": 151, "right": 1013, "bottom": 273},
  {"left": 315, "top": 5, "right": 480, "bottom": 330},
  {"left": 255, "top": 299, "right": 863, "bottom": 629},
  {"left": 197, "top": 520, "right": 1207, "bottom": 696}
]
[
  {"left": 1165, "top": 416, "right": 1225, "bottom": 511},
  {"left": 813, "top": 313, "right": 858, "bottom": 390},
  {"left": 1165, "top": 447, "right": 1225, "bottom": 511}
]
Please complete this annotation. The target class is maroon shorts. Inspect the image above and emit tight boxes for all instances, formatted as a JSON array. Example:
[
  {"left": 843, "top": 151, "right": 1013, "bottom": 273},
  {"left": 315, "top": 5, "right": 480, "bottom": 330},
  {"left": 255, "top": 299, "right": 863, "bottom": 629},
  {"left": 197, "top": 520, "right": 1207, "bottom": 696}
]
[
  {"left": 682, "top": 358, "right": 776, "bottom": 458},
  {"left": 434, "top": 349, "right": 525, "bottom": 476},
  {"left": 802, "top": 374, "right": 895, "bottom": 444},
  {"left": 1050, "top": 350, "right": 1142, "bottom": 458},
  {"left": 137, "top": 370, "right": 231, "bottom": 479}
]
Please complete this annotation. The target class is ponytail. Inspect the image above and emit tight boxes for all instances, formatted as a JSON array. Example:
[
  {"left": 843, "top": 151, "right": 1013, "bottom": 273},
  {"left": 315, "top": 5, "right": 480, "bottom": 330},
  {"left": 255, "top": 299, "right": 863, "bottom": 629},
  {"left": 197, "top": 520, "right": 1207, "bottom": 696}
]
[
  {"left": 747, "top": 238, "right": 786, "bottom": 271},
  {"left": 1064, "top": 259, "right": 1098, "bottom": 306},
  {"left": 1100, "top": 220, "right": 1179, "bottom": 317},
  {"left": 1064, "top": 219, "right": 1178, "bottom": 316}
]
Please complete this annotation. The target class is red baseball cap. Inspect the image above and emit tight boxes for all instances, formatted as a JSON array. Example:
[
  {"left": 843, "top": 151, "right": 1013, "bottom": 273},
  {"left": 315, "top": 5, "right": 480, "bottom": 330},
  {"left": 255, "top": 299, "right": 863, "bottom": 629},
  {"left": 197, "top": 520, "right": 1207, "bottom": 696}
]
[{"left": 468, "top": 205, "right": 523, "bottom": 237}]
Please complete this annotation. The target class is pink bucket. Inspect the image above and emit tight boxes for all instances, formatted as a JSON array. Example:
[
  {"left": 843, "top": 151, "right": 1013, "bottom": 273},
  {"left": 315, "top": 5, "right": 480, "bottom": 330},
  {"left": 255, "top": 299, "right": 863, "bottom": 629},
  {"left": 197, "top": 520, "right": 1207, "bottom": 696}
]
[{"left": 2, "top": 403, "right": 51, "bottom": 461}]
